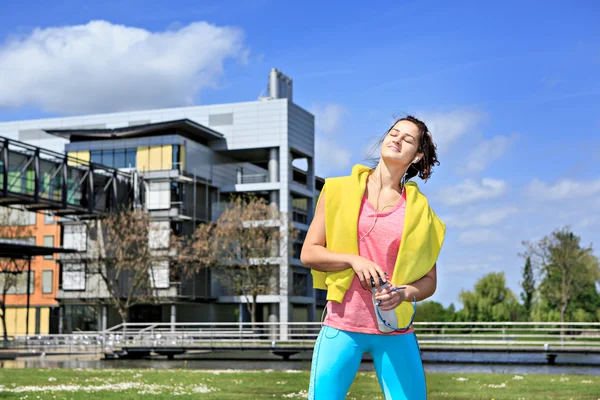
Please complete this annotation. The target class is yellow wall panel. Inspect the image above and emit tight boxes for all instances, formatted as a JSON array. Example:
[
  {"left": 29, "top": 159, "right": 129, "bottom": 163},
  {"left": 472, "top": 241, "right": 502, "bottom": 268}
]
[
  {"left": 136, "top": 146, "right": 150, "bottom": 171},
  {"left": 148, "top": 146, "right": 163, "bottom": 171},
  {"left": 161, "top": 145, "right": 172, "bottom": 170},
  {"left": 15, "top": 307, "right": 37, "bottom": 335},
  {"left": 67, "top": 151, "right": 90, "bottom": 166},
  {"left": 1, "top": 307, "right": 36, "bottom": 335},
  {"left": 40, "top": 307, "right": 50, "bottom": 334},
  {"left": 180, "top": 146, "right": 185, "bottom": 171}
]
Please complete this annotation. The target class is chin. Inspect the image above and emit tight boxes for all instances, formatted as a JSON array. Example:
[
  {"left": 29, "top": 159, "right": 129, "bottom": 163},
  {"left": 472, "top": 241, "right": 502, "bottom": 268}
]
[{"left": 381, "top": 153, "right": 408, "bottom": 167}]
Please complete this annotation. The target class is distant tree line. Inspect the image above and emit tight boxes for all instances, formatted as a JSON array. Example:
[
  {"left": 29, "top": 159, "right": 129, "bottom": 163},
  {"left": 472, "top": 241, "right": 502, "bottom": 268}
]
[{"left": 414, "top": 226, "right": 600, "bottom": 323}]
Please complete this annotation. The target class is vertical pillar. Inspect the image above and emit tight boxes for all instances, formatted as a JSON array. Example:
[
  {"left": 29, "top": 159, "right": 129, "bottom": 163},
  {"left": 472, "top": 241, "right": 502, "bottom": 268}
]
[
  {"left": 58, "top": 306, "right": 64, "bottom": 334},
  {"left": 269, "top": 148, "right": 279, "bottom": 183},
  {"left": 35, "top": 307, "right": 41, "bottom": 335},
  {"left": 102, "top": 305, "right": 108, "bottom": 331},
  {"left": 170, "top": 303, "right": 176, "bottom": 332}
]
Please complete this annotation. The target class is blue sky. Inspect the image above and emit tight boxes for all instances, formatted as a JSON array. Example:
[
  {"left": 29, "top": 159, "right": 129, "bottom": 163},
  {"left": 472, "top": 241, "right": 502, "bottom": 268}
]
[{"left": 1, "top": 0, "right": 599, "bottom": 307}]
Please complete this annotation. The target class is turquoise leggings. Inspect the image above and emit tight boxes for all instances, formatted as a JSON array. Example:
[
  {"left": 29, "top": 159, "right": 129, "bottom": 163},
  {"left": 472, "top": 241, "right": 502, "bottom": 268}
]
[{"left": 308, "top": 326, "right": 426, "bottom": 400}]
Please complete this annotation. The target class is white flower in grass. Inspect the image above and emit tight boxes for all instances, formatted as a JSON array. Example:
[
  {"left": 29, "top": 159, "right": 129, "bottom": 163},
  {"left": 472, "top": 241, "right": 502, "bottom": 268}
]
[
  {"left": 581, "top": 380, "right": 592, "bottom": 383},
  {"left": 512, "top": 375, "right": 524, "bottom": 380},
  {"left": 454, "top": 377, "right": 469, "bottom": 381},
  {"left": 48, "top": 377, "right": 57, "bottom": 382},
  {"left": 282, "top": 390, "right": 308, "bottom": 398},
  {"left": 487, "top": 382, "right": 507, "bottom": 389},
  {"left": 560, "top": 377, "right": 569, "bottom": 382}
]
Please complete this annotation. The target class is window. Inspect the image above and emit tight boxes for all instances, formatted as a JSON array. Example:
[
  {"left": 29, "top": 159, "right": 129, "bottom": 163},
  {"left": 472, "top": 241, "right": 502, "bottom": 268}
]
[
  {"left": 0, "top": 271, "right": 34, "bottom": 294},
  {"left": 292, "top": 272, "right": 308, "bottom": 296},
  {"left": 63, "top": 224, "right": 87, "bottom": 251},
  {"left": 0, "top": 208, "right": 36, "bottom": 225},
  {"left": 42, "top": 270, "right": 53, "bottom": 294},
  {"left": 88, "top": 149, "right": 137, "bottom": 169},
  {"left": 149, "top": 221, "right": 170, "bottom": 249},
  {"left": 90, "top": 150, "right": 102, "bottom": 164},
  {"left": 125, "top": 148, "right": 137, "bottom": 168},
  {"left": 172, "top": 145, "right": 180, "bottom": 171},
  {"left": 146, "top": 182, "right": 170, "bottom": 210},
  {"left": 149, "top": 260, "right": 170, "bottom": 289},
  {"left": 43, "top": 235, "right": 55, "bottom": 259},
  {"left": 44, "top": 212, "right": 54, "bottom": 225},
  {"left": 114, "top": 149, "right": 126, "bottom": 169},
  {"left": 62, "top": 263, "right": 85, "bottom": 291},
  {"left": 102, "top": 150, "right": 114, "bottom": 167}
]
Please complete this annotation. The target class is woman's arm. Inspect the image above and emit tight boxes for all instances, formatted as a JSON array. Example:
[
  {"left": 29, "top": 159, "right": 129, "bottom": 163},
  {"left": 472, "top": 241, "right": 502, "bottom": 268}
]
[
  {"left": 376, "top": 264, "right": 438, "bottom": 310},
  {"left": 300, "top": 190, "right": 387, "bottom": 290}
]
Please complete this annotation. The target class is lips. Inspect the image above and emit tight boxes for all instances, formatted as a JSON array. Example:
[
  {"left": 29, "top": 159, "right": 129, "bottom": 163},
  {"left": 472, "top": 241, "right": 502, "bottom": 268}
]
[{"left": 387, "top": 144, "right": 401, "bottom": 152}]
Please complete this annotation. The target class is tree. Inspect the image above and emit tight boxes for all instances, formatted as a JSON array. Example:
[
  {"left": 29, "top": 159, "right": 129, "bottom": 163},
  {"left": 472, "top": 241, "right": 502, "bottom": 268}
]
[
  {"left": 458, "top": 272, "right": 520, "bottom": 322},
  {"left": 523, "top": 227, "right": 599, "bottom": 323},
  {"left": 520, "top": 256, "right": 535, "bottom": 319},
  {"left": 0, "top": 207, "right": 35, "bottom": 343},
  {"left": 178, "top": 196, "right": 296, "bottom": 327},
  {"left": 86, "top": 207, "right": 166, "bottom": 324},
  {"left": 414, "top": 301, "right": 456, "bottom": 322}
]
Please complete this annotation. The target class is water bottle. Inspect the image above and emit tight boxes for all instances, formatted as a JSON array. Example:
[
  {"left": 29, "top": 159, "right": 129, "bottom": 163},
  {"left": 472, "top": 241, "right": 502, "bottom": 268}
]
[{"left": 370, "top": 275, "right": 398, "bottom": 333}]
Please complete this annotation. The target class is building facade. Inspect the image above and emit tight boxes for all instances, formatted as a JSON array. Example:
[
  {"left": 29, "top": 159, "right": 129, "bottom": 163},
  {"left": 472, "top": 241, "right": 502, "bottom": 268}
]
[
  {"left": 0, "top": 69, "right": 325, "bottom": 334},
  {"left": 0, "top": 209, "right": 61, "bottom": 336}
]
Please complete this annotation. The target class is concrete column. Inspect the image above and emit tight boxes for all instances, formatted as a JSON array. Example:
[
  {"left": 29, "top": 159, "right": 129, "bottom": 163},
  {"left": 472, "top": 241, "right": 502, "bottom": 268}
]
[
  {"left": 58, "top": 306, "right": 64, "bottom": 334},
  {"left": 269, "top": 148, "right": 279, "bottom": 183},
  {"left": 102, "top": 305, "right": 108, "bottom": 331},
  {"left": 268, "top": 303, "right": 279, "bottom": 341},
  {"left": 35, "top": 307, "right": 41, "bottom": 335},
  {"left": 170, "top": 304, "right": 176, "bottom": 332},
  {"left": 307, "top": 156, "right": 315, "bottom": 191}
]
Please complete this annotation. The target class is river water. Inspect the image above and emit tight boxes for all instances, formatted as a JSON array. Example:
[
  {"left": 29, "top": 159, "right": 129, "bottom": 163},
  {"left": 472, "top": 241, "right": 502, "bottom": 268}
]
[{"left": 2, "top": 351, "right": 600, "bottom": 376}]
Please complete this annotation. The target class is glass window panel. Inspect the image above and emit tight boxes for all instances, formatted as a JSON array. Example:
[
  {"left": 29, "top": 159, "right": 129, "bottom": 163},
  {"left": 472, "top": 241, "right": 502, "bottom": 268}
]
[
  {"left": 114, "top": 149, "right": 126, "bottom": 169},
  {"left": 42, "top": 270, "right": 53, "bottom": 294}
]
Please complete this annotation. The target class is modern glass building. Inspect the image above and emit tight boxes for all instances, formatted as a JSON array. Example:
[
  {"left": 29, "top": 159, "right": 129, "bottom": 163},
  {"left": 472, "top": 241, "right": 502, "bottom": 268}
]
[{"left": 0, "top": 69, "right": 325, "bottom": 335}]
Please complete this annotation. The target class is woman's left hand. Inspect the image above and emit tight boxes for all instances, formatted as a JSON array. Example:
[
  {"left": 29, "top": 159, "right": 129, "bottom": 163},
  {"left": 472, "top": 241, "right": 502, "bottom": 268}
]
[{"left": 375, "top": 283, "right": 407, "bottom": 311}]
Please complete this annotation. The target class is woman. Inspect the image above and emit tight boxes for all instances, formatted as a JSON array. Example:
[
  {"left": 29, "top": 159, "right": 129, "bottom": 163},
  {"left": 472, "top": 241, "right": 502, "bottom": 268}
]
[{"left": 301, "top": 115, "right": 446, "bottom": 400}]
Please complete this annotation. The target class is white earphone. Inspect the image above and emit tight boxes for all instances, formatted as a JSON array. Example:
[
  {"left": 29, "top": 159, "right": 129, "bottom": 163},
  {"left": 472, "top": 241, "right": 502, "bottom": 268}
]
[{"left": 413, "top": 156, "right": 420, "bottom": 164}]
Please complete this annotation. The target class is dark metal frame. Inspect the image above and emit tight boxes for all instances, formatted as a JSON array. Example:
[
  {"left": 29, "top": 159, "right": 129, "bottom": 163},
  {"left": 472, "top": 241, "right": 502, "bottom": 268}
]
[{"left": 0, "top": 137, "right": 138, "bottom": 217}]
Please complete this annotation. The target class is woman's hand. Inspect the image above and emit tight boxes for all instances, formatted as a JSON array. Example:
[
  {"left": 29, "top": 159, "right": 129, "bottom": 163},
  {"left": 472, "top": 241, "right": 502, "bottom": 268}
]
[
  {"left": 349, "top": 255, "right": 387, "bottom": 290},
  {"left": 375, "top": 283, "right": 408, "bottom": 311}
]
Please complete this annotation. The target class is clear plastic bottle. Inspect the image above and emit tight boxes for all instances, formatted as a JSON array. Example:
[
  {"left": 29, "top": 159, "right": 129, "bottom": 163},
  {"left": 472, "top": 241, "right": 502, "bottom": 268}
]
[{"left": 371, "top": 276, "right": 398, "bottom": 333}]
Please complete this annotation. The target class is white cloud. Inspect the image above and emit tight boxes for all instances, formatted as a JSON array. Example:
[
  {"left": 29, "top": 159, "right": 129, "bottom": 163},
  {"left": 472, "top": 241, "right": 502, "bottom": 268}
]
[
  {"left": 311, "top": 103, "right": 353, "bottom": 176},
  {"left": 437, "top": 178, "right": 508, "bottom": 206},
  {"left": 315, "top": 136, "right": 352, "bottom": 176},
  {"left": 311, "top": 103, "right": 349, "bottom": 135},
  {"left": 443, "top": 206, "right": 520, "bottom": 229},
  {"left": 525, "top": 178, "right": 600, "bottom": 201},
  {"left": 458, "top": 229, "right": 504, "bottom": 245},
  {"left": 0, "top": 20, "right": 246, "bottom": 114},
  {"left": 416, "top": 109, "right": 487, "bottom": 154},
  {"left": 460, "top": 134, "right": 518, "bottom": 174}
]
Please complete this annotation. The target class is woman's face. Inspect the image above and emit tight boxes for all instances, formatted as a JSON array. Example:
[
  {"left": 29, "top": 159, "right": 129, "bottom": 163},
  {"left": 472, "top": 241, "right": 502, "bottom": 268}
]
[{"left": 380, "top": 120, "right": 423, "bottom": 166}]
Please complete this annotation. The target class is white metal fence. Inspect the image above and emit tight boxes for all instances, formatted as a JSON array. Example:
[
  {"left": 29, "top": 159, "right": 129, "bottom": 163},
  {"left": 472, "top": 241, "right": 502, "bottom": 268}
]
[{"left": 4, "top": 322, "right": 600, "bottom": 355}]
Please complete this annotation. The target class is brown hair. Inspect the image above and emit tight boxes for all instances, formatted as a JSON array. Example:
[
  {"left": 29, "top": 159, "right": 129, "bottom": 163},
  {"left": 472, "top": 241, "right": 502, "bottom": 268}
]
[{"left": 368, "top": 115, "right": 439, "bottom": 182}]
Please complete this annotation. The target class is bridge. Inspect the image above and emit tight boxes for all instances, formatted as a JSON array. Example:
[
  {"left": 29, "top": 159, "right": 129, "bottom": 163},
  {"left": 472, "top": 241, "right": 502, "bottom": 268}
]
[
  {"left": 0, "top": 136, "right": 138, "bottom": 217},
  {"left": 4, "top": 322, "right": 600, "bottom": 364}
]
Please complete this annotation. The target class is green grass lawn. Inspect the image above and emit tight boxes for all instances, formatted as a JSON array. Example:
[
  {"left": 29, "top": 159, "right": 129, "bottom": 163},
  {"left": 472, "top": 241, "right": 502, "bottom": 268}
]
[{"left": 0, "top": 368, "right": 598, "bottom": 399}]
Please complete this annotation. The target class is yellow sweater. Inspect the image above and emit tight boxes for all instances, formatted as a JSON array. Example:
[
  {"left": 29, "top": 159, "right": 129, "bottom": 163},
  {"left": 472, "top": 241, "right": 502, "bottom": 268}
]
[{"left": 311, "top": 164, "right": 446, "bottom": 327}]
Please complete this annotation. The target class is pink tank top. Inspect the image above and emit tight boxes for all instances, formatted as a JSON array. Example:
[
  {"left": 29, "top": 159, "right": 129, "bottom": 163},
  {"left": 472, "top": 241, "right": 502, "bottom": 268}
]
[{"left": 323, "top": 191, "right": 414, "bottom": 335}]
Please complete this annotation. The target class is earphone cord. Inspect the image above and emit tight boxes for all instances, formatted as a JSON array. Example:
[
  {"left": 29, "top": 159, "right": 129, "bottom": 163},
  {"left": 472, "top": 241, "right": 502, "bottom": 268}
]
[
  {"left": 359, "top": 163, "right": 409, "bottom": 242},
  {"left": 375, "top": 287, "right": 417, "bottom": 331}
]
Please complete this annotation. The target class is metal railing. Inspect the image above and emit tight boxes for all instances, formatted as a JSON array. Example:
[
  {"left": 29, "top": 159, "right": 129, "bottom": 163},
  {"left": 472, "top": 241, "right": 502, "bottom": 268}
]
[
  {"left": 237, "top": 173, "right": 269, "bottom": 184},
  {"left": 4, "top": 322, "right": 600, "bottom": 355}
]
